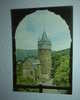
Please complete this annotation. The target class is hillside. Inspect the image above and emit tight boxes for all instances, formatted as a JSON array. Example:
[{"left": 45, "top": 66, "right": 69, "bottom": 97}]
[
  {"left": 16, "top": 48, "right": 71, "bottom": 88},
  {"left": 16, "top": 49, "right": 38, "bottom": 61},
  {"left": 16, "top": 48, "right": 70, "bottom": 61}
]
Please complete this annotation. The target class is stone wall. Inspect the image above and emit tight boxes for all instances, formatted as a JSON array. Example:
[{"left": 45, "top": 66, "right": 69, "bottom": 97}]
[{"left": 38, "top": 49, "right": 52, "bottom": 78}]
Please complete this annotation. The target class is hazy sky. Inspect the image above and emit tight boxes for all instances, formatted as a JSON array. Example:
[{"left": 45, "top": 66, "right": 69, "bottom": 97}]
[{"left": 15, "top": 10, "right": 71, "bottom": 51}]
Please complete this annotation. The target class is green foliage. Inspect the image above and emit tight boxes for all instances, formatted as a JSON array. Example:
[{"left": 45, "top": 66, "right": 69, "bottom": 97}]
[
  {"left": 16, "top": 48, "right": 71, "bottom": 88},
  {"left": 51, "top": 53, "right": 61, "bottom": 78},
  {"left": 19, "top": 77, "right": 36, "bottom": 85},
  {"left": 53, "top": 55, "right": 70, "bottom": 87},
  {"left": 16, "top": 61, "right": 39, "bottom": 85}
]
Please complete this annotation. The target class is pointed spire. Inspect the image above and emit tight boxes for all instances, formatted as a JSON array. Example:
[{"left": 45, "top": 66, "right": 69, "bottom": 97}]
[
  {"left": 41, "top": 31, "right": 48, "bottom": 41},
  {"left": 38, "top": 31, "right": 51, "bottom": 49}
]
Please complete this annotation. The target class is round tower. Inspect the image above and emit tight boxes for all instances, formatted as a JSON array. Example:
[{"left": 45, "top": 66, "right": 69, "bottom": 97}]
[{"left": 38, "top": 31, "right": 52, "bottom": 80}]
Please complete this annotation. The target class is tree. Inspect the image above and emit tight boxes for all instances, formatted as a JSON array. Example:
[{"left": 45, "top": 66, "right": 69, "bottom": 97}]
[{"left": 53, "top": 55, "right": 70, "bottom": 87}]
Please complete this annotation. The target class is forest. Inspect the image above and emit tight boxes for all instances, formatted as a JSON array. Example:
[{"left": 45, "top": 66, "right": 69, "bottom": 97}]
[{"left": 16, "top": 48, "right": 71, "bottom": 93}]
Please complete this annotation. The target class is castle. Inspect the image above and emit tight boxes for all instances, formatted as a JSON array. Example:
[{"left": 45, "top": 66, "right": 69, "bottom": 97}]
[
  {"left": 38, "top": 31, "right": 52, "bottom": 81},
  {"left": 17, "top": 31, "right": 52, "bottom": 84}
]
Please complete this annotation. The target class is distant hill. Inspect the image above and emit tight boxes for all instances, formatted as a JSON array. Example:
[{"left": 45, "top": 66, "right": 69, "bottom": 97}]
[
  {"left": 16, "top": 48, "right": 70, "bottom": 61},
  {"left": 16, "top": 49, "right": 38, "bottom": 61},
  {"left": 52, "top": 48, "right": 70, "bottom": 57}
]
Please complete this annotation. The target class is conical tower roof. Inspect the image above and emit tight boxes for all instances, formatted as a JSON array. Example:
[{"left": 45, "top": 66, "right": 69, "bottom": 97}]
[
  {"left": 38, "top": 31, "right": 51, "bottom": 49},
  {"left": 41, "top": 31, "right": 49, "bottom": 41}
]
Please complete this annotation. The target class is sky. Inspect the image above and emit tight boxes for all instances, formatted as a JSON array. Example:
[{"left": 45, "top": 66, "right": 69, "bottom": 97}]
[{"left": 15, "top": 10, "right": 71, "bottom": 51}]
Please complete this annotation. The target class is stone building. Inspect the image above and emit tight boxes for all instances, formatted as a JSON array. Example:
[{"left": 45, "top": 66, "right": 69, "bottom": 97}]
[
  {"left": 17, "top": 31, "right": 52, "bottom": 84},
  {"left": 22, "top": 58, "right": 41, "bottom": 81},
  {"left": 38, "top": 31, "right": 52, "bottom": 80}
]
